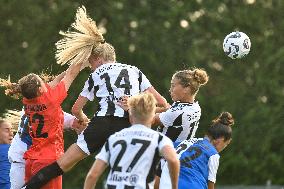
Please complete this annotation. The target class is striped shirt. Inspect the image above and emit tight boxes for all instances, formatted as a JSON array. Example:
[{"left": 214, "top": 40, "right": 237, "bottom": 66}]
[
  {"left": 158, "top": 101, "right": 201, "bottom": 142},
  {"left": 96, "top": 124, "right": 173, "bottom": 189},
  {"left": 80, "top": 63, "right": 152, "bottom": 118}
]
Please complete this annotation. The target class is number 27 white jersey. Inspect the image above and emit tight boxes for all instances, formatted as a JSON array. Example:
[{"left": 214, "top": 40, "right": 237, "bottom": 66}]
[{"left": 96, "top": 124, "right": 173, "bottom": 189}]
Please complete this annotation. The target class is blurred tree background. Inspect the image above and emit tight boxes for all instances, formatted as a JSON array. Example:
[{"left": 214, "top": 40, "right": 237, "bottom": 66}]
[{"left": 1, "top": 0, "right": 283, "bottom": 188}]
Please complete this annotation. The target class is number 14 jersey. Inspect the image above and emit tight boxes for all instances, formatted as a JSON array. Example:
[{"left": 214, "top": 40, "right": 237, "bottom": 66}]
[
  {"left": 96, "top": 124, "right": 173, "bottom": 189},
  {"left": 80, "top": 63, "right": 152, "bottom": 118}
]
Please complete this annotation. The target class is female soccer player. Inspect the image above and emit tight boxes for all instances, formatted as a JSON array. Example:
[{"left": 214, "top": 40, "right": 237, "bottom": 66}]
[
  {"left": 0, "top": 109, "right": 80, "bottom": 189},
  {"left": 153, "top": 68, "right": 209, "bottom": 142},
  {"left": 4, "top": 59, "right": 83, "bottom": 189},
  {"left": 23, "top": 6, "right": 168, "bottom": 189},
  {"left": 0, "top": 119, "right": 13, "bottom": 189},
  {"left": 84, "top": 93, "right": 179, "bottom": 189},
  {"left": 156, "top": 112, "right": 235, "bottom": 189}
]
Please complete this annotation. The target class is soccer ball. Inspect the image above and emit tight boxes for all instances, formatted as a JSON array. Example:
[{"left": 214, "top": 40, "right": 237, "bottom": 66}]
[{"left": 223, "top": 31, "right": 251, "bottom": 59}]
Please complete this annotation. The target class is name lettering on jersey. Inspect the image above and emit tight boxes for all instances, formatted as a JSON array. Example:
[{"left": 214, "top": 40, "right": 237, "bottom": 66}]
[
  {"left": 24, "top": 104, "right": 47, "bottom": 112},
  {"left": 109, "top": 173, "right": 139, "bottom": 185},
  {"left": 186, "top": 111, "right": 200, "bottom": 122},
  {"left": 96, "top": 63, "right": 134, "bottom": 75},
  {"left": 115, "top": 131, "right": 155, "bottom": 139}
]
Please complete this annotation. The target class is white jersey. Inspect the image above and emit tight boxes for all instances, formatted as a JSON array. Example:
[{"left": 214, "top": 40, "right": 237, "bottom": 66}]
[
  {"left": 80, "top": 63, "right": 152, "bottom": 118},
  {"left": 96, "top": 124, "right": 173, "bottom": 189},
  {"left": 158, "top": 101, "right": 201, "bottom": 142},
  {"left": 8, "top": 111, "right": 30, "bottom": 163},
  {"left": 8, "top": 111, "right": 75, "bottom": 163}
]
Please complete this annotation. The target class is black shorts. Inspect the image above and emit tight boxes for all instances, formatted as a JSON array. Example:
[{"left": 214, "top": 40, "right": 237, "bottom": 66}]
[{"left": 76, "top": 116, "right": 130, "bottom": 154}]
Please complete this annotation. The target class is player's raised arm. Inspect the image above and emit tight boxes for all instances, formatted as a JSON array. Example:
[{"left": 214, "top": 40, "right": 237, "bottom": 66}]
[
  {"left": 47, "top": 71, "right": 66, "bottom": 88},
  {"left": 61, "top": 62, "right": 83, "bottom": 91},
  {"left": 144, "top": 86, "right": 169, "bottom": 108},
  {"left": 72, "top": 96, "right": 89, "bottom": 126}
]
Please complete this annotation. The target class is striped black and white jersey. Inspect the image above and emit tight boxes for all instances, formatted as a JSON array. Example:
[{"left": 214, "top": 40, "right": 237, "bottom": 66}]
[
  {"left": 80, "top": 63, "right": 152, "bottom": 118},
  {"left": 158, "top": 101, "right": 201, "bottom": 142},
  {"left": 96, "top": 124, "right": 173, "bottom": 189}
]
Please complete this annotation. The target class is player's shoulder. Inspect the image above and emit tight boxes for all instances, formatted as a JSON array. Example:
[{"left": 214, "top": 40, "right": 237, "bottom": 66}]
[
  {"left": 177, "top": 138, "right": 202, "bottom": 147},
  {"left": 157, "top": 132, "right": 172, "bottom": 144},
  {"left": 0, "top": 144, "right": 10, "bottom": 154},
  {"left": 182, "top": 101, "right": 201, "bottom": 116},
  {"left": 192, "top": 101, "right": 201, "bottom": 110},
  {"left": 116, "top": 62, "right": 141, "bottom": 73}
]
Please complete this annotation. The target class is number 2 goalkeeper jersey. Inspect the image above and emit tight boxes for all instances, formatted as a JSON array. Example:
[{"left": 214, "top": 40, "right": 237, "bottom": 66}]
[{"left": 23, "top": 81, "right": 67, "bottom": 160}]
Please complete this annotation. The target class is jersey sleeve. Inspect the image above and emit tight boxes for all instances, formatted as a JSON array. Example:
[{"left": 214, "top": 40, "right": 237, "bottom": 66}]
[
  {"left": 95, "top": 139, "right": 110, "bottom": 164},
  {"left": 63, "top": 112, "right": 75, "bottom": 129},
  {"left": 48, "top": 81, "right": 67, "bottom": 104},
  {"left": 138, "top": 70, "right": 152, "bottom": 92},
  {"left": 159, "top": 109, "right": 180, "bottom": 128},
  {"left": 208, "top": 154, "right": 220, "bottom": 183},
  {"left": 80, "top": 74, "right": 96, "bottom": 101},
  {"left": 158, "top": 134, "right": 174, "bottom": 152}
]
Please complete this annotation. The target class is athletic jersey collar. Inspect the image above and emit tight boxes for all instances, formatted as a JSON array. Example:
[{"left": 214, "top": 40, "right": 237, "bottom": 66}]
[
  {"left": 172, "top": 101, "right": 199, "bottom": 107},
  {"left": 131, "top": 124, "right": 150, "bottom": 129},
  {"left": 95, "top": 61, "right": 118, "bottom": 70},
  {"left": 204, "top": 136, "right": 211, "bottom": 142},
  {"left": 174, "top": 101, "right": 197, "bottom": 105}
]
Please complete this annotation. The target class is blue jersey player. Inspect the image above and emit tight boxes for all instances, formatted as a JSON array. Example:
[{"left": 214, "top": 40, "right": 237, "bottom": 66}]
[
  {"left": 0, "top": 119, "right": 13, "bottom": 189},
  {"left": 155, "top": 112, "right": 235, "bottom": 189}
]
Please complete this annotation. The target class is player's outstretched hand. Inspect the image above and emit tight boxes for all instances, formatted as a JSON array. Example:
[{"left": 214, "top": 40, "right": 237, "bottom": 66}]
[
  {"left": 78, "top": 116, "right": 90, "bottom": 129},
  {"left": 117, "top": 96, "right": 129, "bottom": 111},
  {"left": 72, "top": 119, "right": 87, "bottom": 134}
]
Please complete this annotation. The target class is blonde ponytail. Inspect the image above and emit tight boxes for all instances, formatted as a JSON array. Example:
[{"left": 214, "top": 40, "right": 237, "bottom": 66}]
[
  {"left": 0, "top": 76, "right": 21, "bottom": 99},
  {"left": 55, "top": 6, "right": 105, "bottom": 69}
]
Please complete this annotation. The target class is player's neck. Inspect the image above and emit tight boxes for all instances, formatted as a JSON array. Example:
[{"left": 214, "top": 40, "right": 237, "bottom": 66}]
[{"left": 131, "top": 120, "right": 151, "bottom": 128}]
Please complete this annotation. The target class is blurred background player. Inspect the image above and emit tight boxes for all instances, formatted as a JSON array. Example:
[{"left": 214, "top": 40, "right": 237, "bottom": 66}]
[
  {"left": 23, "top": 6, "right": 168, "bottom": 189},
  {"left": 0, "top": 119, "right": 14, "bottom": 189},
  {"left": 155, "top": 112, "right": 235, "bottom": 189},
  {"left": 84, "top": 93, "right": 179, "bottom": 189}
]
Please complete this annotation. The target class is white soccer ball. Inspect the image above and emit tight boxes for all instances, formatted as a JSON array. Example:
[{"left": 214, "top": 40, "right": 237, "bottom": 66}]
[{"left": 223, "top": 31, "right": 251, "bottom": 59}]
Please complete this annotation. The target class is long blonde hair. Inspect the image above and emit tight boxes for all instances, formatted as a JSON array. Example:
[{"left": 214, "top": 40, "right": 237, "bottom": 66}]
[{"left": 55, "top": 6, "right": 105, "bottom": 69}]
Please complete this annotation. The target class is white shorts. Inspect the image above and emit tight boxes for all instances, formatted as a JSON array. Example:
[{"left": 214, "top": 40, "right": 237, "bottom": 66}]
[
  {"left": 10, "top": 161, "right": 25, "bottom": 189},
  {"left": 76, "top": 132, "right": 91, "bottom": 155}
]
